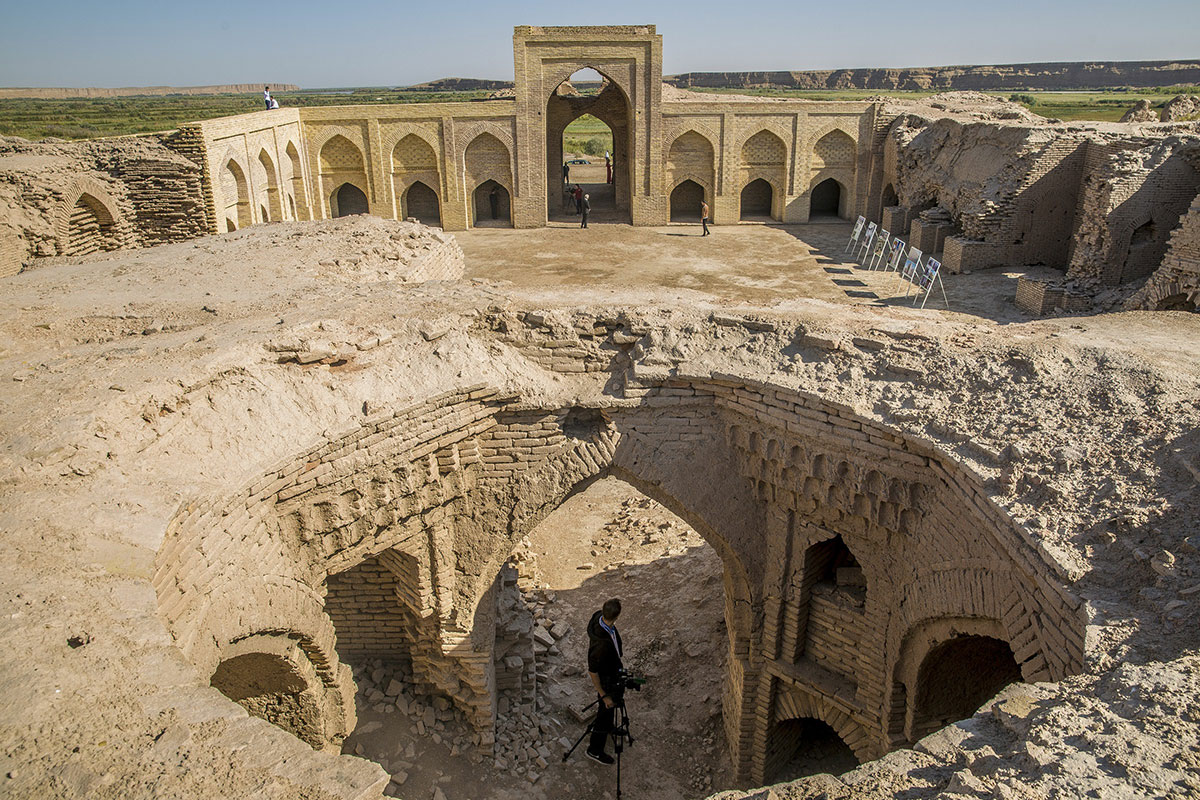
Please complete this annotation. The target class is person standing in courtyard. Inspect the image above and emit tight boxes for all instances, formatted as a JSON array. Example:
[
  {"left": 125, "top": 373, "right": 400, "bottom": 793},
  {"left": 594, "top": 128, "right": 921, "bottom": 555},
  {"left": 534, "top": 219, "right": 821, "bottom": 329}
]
[
  {"left": 563, "top": 162, "right": 570, "bottom": 185},
  {"left": 263, "top": 86, "right": 272, "bottom": 110},
  {"left": 573, "top": 184, "right": 583, "bottom": 215},
  {"left": 605, "top": 152, "right": 613, "bottom": 184},
  {"left": 700, "top": 199, "right": 710, "bottom": 236},
  {"left": 581, "top": 193, "right": 590, "bottom": 228}
]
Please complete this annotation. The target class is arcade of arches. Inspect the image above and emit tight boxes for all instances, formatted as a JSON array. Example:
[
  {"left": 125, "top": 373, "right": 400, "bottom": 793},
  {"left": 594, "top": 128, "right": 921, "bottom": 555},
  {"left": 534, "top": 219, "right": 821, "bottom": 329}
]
[
  {"left": 155, "top": 311, "right": 1085, "bottom": 791},
  {"left": 200, "top": 27, "right": 872, "bottom": 234}
]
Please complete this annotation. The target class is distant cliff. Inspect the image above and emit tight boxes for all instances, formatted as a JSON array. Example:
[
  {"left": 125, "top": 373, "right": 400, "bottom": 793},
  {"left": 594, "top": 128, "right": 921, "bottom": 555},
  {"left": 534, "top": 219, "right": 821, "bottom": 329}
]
[
  {"left": 666, "top": 60, "right": 1200, "bottom": 91},
  {"left": 0, "top": 84, "right": 300, "bottom": 99}
]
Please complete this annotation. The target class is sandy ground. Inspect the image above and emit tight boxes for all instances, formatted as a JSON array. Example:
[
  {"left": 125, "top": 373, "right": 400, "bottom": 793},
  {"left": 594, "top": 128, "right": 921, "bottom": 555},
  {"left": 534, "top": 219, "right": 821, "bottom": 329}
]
[
  {"left": 457, "top": 221, "right": 1064, "bottom": 322},
  {"left": 343, "top": 476, "right": 733, "bottom": 800},
  {"left": 2, "top": 215, "right": 1199, "bottom": 800}
]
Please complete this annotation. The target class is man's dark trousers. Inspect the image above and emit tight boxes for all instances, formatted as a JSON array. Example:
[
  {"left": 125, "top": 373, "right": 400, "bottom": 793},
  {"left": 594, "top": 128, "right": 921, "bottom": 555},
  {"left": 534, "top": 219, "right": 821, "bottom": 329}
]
[{"left": 589, "top": 696, "right": 614, "bottom": 754}]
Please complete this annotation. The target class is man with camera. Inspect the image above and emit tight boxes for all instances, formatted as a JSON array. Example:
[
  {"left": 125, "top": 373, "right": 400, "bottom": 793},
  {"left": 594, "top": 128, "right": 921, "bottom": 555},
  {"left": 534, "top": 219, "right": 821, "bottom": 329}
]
[{"left": 585, "top": 598, "right": 624, "bottom": 765}]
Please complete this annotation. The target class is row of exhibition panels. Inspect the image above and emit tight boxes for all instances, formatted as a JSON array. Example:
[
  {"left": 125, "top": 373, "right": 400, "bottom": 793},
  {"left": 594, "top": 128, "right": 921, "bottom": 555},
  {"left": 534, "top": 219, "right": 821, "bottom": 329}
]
[{"left": 845, "top": 216, "right": 949, "bottom": 309}]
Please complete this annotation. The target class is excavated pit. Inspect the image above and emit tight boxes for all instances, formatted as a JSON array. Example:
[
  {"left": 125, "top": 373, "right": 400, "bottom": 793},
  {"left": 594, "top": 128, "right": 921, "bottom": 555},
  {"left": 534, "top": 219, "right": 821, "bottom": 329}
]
[
  {"left": 153, "top": 341, "right": 1085, "bottom": 795},
  {"left": 3, "top": 219, "right": 1198, "bottom": 800}
]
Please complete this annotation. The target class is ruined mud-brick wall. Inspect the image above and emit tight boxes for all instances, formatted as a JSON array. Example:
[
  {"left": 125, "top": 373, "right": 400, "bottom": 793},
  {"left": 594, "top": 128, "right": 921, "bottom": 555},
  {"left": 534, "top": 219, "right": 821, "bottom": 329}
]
[
  {"left": 467, "top": 310, "right": 1084, "bottom": 782},
  {"left": 1125, "top": 192, "right": 1200, "bottom": 310},
  {"left": 872, "top": 112, "right": 1200, "bottom": 281},
  {"left": 1067, "top": 136, "right": 1200, "bottom": 286},
  {"left": 407, "top": 229, "right": 465, "bottom": 282},
  {"left": 154, "top": 385, "right": 507, "bottom": 756},
  {"left": 876, "top": 116, "right": 1093, "bottom": 273},
  {"left": 0, "top": 135, "right": 205, "bottom": 274}
]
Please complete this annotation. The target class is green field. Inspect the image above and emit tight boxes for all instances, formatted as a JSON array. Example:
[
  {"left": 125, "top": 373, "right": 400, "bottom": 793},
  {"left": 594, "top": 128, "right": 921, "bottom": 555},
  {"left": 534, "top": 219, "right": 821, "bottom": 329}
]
[
  {"left": 0, "top": 88, "right": 493, "bottom": 140},
  {"left": 563, "top": 114, "right": 613, "bottom": 157},
  {"left": 1, "top": 85, "right": 1196, "bottom": 141}
]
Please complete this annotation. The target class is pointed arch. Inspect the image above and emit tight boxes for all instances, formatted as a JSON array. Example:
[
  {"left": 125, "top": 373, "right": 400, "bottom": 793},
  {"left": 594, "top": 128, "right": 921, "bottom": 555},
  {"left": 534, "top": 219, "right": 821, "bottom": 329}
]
[
  {"left": 319, "top": 134, "right": 365, "bottom": 174},
  {"left": 670, "top": 179, "right": 706, "bottom": 222},
  {"left": 464, "top": 132, "right": 513, "bottom": 197},
  {"left": 741, "top": 129, "right": 787, "bottom": 168},
  {"left": 392, "top": 134, "right": 441, "bottom": 222},
  {"left": 319, "top": 134, "right": 370, "bottom": 219},
  {"left": 472, "top": 179, "right": 511, "bottom": 228},
  {"left": 257, "top": 149, "right": 282, "bottom": 223},
  {"left": 810, "top": 177, "right": 848, "bottom": 219},
  {"left": 667, "top": 130, "right": 716, "bottom": 204},
  {"left": 740, "top": 178, "right": 775, "bottom": 220},
  {"left": 331, "top": 183, "right": 369, "bottom": 218},
  {"left": 769, "top": 686, "right": 873, "bottom": 769},
  {"left": 283, "top": 141, "right": 308, "bottom": 221},
  {"left": 811, "top": 129, "right": 857, "bottom": 170},
  {"left": 64, "top": 193, "right": 118, "bottom": 256},
  {"left": 403, "top": 180, "right": 441, "bottom": 227},
  {"left": 221, "top": 157, "right": 252, "bottom": 231}
]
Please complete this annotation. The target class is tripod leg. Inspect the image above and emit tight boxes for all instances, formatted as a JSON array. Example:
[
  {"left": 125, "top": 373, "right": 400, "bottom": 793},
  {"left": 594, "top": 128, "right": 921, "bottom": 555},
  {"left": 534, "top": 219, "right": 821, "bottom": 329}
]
[
  {"left": 563, "top": 719, "right": 596, "bottom": 762},
  {"left": 561, "top": 705, "right": 600, "bottom": 767}
]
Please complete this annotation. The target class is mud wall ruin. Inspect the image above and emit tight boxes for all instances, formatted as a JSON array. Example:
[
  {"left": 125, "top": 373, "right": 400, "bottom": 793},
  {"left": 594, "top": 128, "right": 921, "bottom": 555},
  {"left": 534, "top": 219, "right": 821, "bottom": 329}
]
[
  {"left": 862, "top": 101, "right": 1200, "bottom": 303},
  {"left": 152, "top": 308, "right": 1084, "bottom": 787},
  {"left": 0, "top": 135, "right": 207, "bottom": 275}
]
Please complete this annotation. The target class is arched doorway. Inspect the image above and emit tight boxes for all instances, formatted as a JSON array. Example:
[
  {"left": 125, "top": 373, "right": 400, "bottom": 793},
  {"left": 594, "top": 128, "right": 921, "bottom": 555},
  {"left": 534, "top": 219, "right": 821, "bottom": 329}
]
[
  {"left": 473, "top": 180, "right": 511, "bottom": 227},
  {"left": 810, "top": 178, "right": 843, "bottom": 218},
  {"left": 670, "top": 180, "right": 705, "bottom": 222},
  {"left": 912, "top": 635, "right": 1021, "bottom": 740},
  {"left": 332, "top": 183, "right": 369, "bottom": 217},
  {"left": 221, "top": 158, "right": 252, "bottom": 231},
  {"left": 319, "top": 135, "right": 369, "bottom": 219},
  {"left": 765, "top": 717, "right": 858, "bottom": 783},
  {"left": 882, "top": 183, "right": 898, "bottom": 208},
  {"left": 740, "top": 179, "right": 773, "bottom": 220},
  {"left": 65, "top": 193, "right": 117, "bottom": 255},
  {"left": 404, "top": 181, "right": 441, "bottom": 227},
  {"left": 285, "top": 141, "right": 308, "bottom": 220},
  {"left": 546, "top": 68, "right": 631, "bottom": 223},
  {"left": 257, "top": 149, "right": 282, "bottom": 222},
  {"left": 1120, "top": 218, "right": 1163, "bottom": 284},
  {"left": 210, "top": 644, "right": 327, "bottom": 749}
]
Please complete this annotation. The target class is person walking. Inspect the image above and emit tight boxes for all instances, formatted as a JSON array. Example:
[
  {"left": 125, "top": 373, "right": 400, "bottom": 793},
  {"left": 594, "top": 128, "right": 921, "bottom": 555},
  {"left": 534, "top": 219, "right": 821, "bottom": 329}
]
[
  {"left": 580, "top": 193, "right": 590, "bottom": 228},
  {"left": 700, "top": 199, "right": 710, "bottom": 236}
]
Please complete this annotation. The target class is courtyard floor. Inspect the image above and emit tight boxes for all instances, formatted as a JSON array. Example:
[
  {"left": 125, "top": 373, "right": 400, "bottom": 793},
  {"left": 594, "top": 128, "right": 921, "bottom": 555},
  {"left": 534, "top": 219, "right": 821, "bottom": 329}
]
[{"left": 456, "top": 221, "right": 1062, "bottom": 323}]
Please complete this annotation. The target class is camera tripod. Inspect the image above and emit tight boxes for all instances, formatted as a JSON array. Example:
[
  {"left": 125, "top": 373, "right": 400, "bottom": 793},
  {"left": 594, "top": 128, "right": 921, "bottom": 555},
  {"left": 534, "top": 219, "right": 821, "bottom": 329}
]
[{"left": 562, "top": 695, "right": 635, "bottom": 798}]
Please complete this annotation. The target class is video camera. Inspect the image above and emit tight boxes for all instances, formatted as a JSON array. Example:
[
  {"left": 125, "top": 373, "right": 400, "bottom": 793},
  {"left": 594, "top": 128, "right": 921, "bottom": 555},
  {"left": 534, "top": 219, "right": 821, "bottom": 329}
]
[{"left": 614, "top": 668, "right": 647, "bottom": 692}]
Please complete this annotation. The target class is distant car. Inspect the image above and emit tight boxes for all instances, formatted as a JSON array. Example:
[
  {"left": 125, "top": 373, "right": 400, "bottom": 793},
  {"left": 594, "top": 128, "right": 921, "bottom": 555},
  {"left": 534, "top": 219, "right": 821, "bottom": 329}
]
[{"left": 565, "top": 158, "right": 590, "bottom": 165}]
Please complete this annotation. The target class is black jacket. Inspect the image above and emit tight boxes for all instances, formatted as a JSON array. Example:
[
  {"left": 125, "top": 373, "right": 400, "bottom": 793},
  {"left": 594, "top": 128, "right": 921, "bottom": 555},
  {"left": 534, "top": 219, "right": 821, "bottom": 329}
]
[{"left": 587, "top": 610, "right": 623, "bottom": 690}]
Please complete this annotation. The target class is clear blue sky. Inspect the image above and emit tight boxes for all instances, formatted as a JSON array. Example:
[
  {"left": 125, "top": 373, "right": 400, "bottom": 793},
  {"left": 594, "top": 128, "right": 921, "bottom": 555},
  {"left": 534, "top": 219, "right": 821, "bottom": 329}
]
[{"left": 0, "top": 0, "right": 1196, "bottom": 88}]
